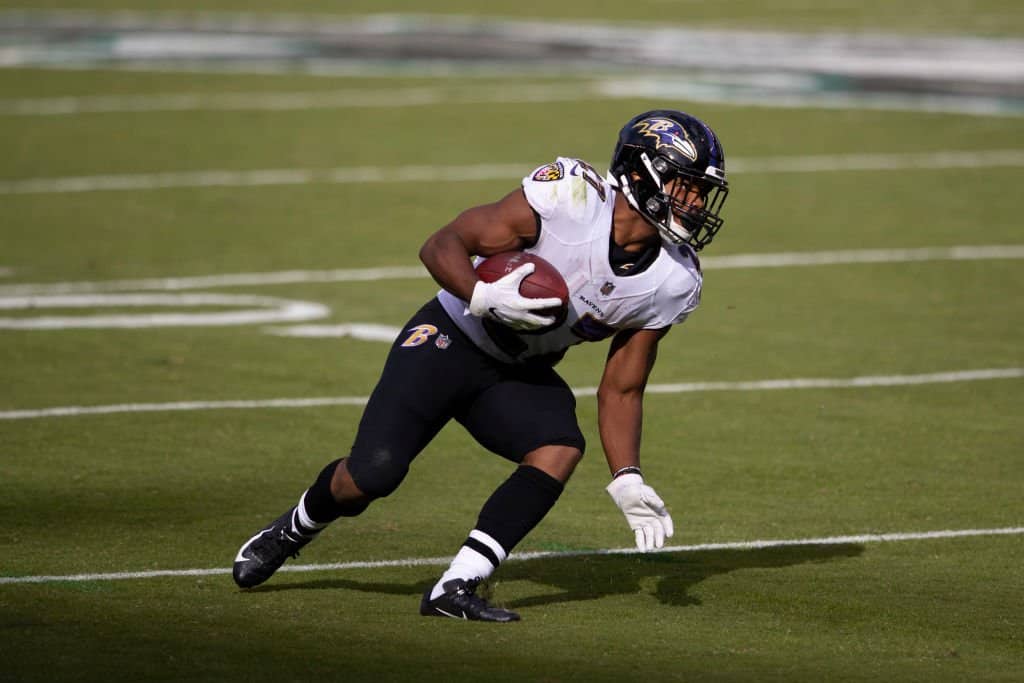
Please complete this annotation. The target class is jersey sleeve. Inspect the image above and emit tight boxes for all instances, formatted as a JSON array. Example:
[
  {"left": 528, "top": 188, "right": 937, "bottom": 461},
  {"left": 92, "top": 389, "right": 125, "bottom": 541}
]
[
  {"left": 521, "top": 159, "right": 566, "bottom": 219},
  {"left": 521, "top": 157, "right": 609, "bottom": 227}
]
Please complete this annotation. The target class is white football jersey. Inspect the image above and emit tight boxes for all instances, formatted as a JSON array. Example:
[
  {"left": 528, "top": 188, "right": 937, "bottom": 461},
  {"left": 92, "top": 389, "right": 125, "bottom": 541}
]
[{"left": 437, "top": 156, "right": 702, "bottom": 363}]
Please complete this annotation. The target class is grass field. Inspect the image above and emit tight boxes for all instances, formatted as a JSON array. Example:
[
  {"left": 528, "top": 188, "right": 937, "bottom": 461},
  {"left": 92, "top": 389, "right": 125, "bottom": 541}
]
[{"left": 1, "top": 3, "right": 1023, "bottom": 682}]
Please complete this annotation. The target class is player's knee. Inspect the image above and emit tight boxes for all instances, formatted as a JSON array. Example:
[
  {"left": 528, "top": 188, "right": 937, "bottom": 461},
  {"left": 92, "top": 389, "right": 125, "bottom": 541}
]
[
  {"left": 563, "top": 431, "right": 586, "bottom": 458},
  {"left": 523, "top": 444, "right": 584, "bottom": 483},
  {"left": 347, "top": 446, "right": 410, "bottom": 498}
]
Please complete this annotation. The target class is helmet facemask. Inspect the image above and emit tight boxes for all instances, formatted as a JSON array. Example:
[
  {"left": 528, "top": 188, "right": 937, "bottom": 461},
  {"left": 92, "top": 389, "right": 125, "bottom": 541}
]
[{"left": 617, "top": 150, "right": 729, "bottom": 251}]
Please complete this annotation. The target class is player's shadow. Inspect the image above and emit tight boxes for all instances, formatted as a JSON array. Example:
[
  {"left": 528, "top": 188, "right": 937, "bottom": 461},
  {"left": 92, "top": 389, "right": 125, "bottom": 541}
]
[
  {"left": 502, "top": 543, "right": 863, "bottom": 608},
  {"left": 253, "top": 542, "right": 863, "bottom": 608}
]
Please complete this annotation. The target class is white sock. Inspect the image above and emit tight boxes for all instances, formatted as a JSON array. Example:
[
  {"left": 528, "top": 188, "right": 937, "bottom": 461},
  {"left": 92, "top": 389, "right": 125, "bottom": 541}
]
[
  {"left": 293, "top": 491, "right": 329, "bottom": 537},
  {"left": 430, "top": 530, "right": 508, "bottom": 600}
]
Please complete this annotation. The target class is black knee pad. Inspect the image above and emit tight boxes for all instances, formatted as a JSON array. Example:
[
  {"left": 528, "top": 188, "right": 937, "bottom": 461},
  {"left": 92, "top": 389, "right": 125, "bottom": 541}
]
[{"left": 346, "top": 446, "right": 410, "bottom": 498}]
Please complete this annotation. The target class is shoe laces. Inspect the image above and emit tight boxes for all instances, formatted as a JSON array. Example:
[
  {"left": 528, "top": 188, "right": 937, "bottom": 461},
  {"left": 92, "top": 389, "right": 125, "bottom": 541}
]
[
  {"left": 454, "top": 578, "right": 490, "bottom": 609},
  {"left": 250, "top": 525, "right": 307, "bottom": 560},
  {"left": 277, "top": 527, "right": 308, "bottom": 558}
]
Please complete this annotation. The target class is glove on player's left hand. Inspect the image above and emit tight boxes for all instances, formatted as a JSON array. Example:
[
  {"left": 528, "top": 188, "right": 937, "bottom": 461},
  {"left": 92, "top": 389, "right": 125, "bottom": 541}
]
[{"left": 606, "top": 473, "right": 675, "bottom": 551}]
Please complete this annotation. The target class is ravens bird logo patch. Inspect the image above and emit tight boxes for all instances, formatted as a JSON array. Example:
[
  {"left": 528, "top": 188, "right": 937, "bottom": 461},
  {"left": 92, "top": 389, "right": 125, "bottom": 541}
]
[{"left": 531, "top": 162, "right": 564, "bottom": 182}]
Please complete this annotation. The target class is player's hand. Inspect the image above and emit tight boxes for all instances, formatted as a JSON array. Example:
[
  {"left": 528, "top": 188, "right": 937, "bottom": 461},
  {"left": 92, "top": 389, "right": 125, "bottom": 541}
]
[
  {"left": 468, "top": 262, "right": 562, "bottom": 331},
  {"left": 606, "top": 473, "right": 675, "bottom": 551}
]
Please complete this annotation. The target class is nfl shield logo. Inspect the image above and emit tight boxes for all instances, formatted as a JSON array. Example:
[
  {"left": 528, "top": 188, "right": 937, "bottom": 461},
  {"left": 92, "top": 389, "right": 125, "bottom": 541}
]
[
  {"left": 600, "top": 281, "right": 616, "bottom": 295},
  {"left": 435, "top": 334, "right": 451, "bottom": 350}
]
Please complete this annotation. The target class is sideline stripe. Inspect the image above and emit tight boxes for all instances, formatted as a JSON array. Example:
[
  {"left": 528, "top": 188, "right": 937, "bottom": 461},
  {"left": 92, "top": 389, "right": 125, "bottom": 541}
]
[
  {"left": 1, "top": 368, "right": 1020, "bottom": 421},
  {"left": 3, "top": 150, "right": 1024, "bottom": 195},
  {"left": 2, "top": 245, "right": 1022, "bottom": 297},
  {"left": 2, "top": 526, "right": 1021, "bottom": 585}
]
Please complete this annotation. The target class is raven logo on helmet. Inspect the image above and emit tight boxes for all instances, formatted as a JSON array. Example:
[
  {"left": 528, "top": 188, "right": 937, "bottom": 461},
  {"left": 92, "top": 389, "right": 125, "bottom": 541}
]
[{"left": 632, "top": 119, "right": 698, "bottom": 162}]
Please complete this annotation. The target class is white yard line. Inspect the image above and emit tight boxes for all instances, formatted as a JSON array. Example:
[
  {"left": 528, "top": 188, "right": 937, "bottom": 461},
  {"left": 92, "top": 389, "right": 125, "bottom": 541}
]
[
  {"left": 3, "top": 150, "right": 1024, "bottom": 195},
  {"left": 1, "top": 245, "right": 1021, "bottom": 297},
  {"left": 264, "top": 323, "right": 401, "bottom": 341},
  {"left": 0, "top": 164, "right": 528, "bottom": 195},
  {"left": 1, "top": 368, "right": 1020, "bottom": 421},
  {"left": 1, "top": 525, "right": 1020, "bottom": 585},
  {"left": 0, "top": 265, "right": 430, "bottom": 296},
  {"left": 703, "top": 245, "right": 1024, "bottom": 269},
  {"left": 2, "top": 76, "right": 1019, "bottom": 118},
  {"left": 4, "top": 83, "right": 1015, "bottom": 119},
  {"left": 0, "top": 84, "right": 604, "bottom": 116}
]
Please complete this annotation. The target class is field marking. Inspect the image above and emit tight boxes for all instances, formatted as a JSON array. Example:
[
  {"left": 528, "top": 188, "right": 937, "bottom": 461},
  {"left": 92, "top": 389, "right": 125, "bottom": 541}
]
[
  {"left": 1, "top": 368, "right": 1020, "bottom": 421},
  {"left": 264, "top": 323, "right": 400, "bottom": 341},
  {"left": 0, "top": 83, "right": 608, "bottom": 116},
  {"left": 1, "top": 245, "right": 1021, "bottom": 298},
  {"left": 702, "top": 245, "right": 1024, "bottom": 269},
  {"left": 3, "top": 150, "right": 1024, "bottom": 195},
  {"left": 2, "top": 83, "right": 1019, "bottom": 119},
  {"left": 0, "top": 293, "right": 328, "bottom": 329},
  {"left": 1, "top": 525, "right": 1021, "bottom": 586},
  {"left": 0, "top": 266, "right": 430, "bottom": 296},
  {"left": 0, "top": 243, "right": 1018, "bottom": 332},
  {"left": 589, "top": 368, "right": 1024, "bottom": 396},
  {"left": 0, "top": 164, "right": 527, "bottom": 195}
]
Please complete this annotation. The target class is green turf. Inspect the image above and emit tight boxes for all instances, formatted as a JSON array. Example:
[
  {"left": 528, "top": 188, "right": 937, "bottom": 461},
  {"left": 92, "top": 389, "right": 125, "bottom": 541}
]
[
  {"left": 1, "top": 4, "right": 1023, "bottom": 682},
  {"left": 1, "top": 537, "right": 1021, "bottom": 683}
]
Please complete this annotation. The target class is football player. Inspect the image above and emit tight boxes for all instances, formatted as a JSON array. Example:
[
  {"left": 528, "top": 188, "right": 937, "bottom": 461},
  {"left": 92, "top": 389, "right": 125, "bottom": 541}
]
[{"left": 233, "top": 109, "right": 729, "bottom": 622}]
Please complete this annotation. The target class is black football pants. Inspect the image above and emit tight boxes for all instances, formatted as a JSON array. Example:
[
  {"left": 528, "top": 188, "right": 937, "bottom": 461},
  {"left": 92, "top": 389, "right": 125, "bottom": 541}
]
[{"left": 345, "top": 298, "right": 586, "bottom": 498}]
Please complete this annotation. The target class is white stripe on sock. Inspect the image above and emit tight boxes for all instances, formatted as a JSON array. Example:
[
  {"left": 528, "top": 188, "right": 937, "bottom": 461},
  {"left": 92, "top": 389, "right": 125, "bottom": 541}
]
[
  {"left": 294, "top": 491, "right": 329, "bottom": 533},
  {"left": 469, "top": 529, "right": 508, "bottom": 564}
]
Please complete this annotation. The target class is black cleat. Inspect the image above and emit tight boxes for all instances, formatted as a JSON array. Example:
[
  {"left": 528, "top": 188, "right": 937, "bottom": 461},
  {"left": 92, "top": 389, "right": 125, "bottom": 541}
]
[
  {"left": 233, "top": 507, "right": 315, "bottom": 588},
  {"left": 419, "top": 578, "right": 521, "bottom": 622}
]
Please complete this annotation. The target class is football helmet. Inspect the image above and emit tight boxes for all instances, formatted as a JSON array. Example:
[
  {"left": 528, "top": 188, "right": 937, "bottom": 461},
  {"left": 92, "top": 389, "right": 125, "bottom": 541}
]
[{"left": 610, "top": 110, "right": 728, "bottom": 250}]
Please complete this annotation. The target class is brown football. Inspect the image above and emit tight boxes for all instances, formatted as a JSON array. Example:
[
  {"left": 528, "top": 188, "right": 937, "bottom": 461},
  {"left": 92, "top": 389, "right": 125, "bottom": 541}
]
[{"left": 475, "top": 251, "right": 569, "bottom": 328}]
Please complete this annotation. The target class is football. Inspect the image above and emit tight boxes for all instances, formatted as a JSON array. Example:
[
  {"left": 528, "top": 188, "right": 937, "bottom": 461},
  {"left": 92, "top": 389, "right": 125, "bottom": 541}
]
[{"left": 475, "top": 251, "right": 569, "bottom": 328}]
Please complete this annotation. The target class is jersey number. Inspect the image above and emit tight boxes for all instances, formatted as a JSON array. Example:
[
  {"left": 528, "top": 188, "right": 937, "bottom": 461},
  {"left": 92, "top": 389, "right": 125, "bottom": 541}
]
[{"left": 572, "top": 160, "right": 607, "bottom": 201}]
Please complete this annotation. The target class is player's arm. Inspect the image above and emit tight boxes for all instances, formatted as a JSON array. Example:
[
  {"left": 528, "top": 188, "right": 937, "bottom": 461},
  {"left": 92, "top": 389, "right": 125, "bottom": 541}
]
[
  {"left": 419, "top": 188, "right": 538, "bottom": 302},
  {"left": 419, "top": 189, "right": 559, "bottom": 330},
  {"left": 598, "top": 326, "right": 676, "bottom": 551},
  {"left": 598, "top": 327, "right": 668, "bottom": 473}
]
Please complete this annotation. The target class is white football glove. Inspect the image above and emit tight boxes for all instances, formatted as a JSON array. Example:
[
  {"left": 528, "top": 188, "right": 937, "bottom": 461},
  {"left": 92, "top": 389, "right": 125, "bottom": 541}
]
[
  {"left": 606, "top": 472, "right": 675, "bottom": 551},
  {"left": 468, "top": 262, "right": 562, "bottom": 331}
]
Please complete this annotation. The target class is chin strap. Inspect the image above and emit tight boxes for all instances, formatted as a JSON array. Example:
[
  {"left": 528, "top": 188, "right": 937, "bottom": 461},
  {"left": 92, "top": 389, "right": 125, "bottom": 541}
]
[{"left": 616, "top": 173, "right": 641, "bottom": 213}]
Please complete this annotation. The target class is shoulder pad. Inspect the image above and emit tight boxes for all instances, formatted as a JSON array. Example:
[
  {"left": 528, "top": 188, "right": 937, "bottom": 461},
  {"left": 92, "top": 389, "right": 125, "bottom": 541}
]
[{"left": 522, "top": 157, "right": 609, "bottom": 224}]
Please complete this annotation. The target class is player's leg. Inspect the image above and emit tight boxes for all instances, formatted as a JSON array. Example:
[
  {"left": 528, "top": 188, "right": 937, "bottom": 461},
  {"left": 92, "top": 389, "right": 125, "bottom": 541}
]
[
  {"left": 421, "top": 366, "right": 585, "bottom": 621},
  {"left": 233, "top": 299, "right": 475, "bottom": 588}
]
